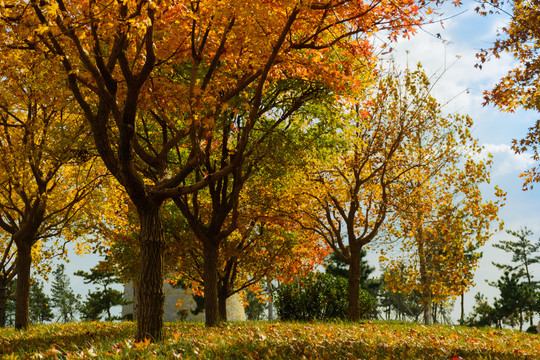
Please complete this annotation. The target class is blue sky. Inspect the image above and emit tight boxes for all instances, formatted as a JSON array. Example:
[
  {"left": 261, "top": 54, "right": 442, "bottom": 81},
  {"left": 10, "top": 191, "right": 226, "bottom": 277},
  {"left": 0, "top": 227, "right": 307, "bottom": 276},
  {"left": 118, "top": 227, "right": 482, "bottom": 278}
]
[
  {"left": 49, "top": 1, "right": 540, "bottom": 322},
  {"left": 378, "top": 0, "right": 540, "bottom": 320}
]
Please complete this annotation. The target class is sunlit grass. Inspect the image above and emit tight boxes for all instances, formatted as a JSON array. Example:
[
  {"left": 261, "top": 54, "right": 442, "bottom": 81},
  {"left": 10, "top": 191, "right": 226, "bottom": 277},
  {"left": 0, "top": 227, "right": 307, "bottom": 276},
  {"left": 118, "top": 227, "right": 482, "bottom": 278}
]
[{"left": 1, "top": 320, "right": 539, "bottom": 359}]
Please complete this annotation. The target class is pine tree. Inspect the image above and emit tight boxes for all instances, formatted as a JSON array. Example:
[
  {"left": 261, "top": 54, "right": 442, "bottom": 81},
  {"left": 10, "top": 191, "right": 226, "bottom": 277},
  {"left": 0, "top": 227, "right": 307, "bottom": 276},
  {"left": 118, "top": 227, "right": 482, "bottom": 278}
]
[
  {"left": 29, "top": 281, "right": 53, "bottom": 324},
  {"left": 324, "top": 250, "right": 380, "bottom": 292},
  {"left": 493, "top": 227, "right": 540, "bottom": 326},
  {"left": 4, "top": 279, "right": 16, "bottom": 326},
  {"left": 51, "top": 264, "right": 80, "bottom": 323},
  {"left": 75, "top": 265, "right": 128, "bottom": 321},
  {"left": 491, "top": 271, "right": 537, "bottom": 331}
]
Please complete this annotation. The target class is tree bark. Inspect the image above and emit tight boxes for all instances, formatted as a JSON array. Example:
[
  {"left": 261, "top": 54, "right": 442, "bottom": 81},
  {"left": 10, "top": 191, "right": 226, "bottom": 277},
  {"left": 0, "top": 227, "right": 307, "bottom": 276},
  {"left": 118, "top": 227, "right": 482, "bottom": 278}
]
[
  {"left": 136, "top": 205, "right": 165, "bottom": 342},
  {"left": 203, "top": 240, "right": 220, "bottom": 327},
  {"left": 347, "top": 246, "right": 362, "bottom": 321},
  {"left": 14, "top": 243, "right": 32, "bottom": 330}
]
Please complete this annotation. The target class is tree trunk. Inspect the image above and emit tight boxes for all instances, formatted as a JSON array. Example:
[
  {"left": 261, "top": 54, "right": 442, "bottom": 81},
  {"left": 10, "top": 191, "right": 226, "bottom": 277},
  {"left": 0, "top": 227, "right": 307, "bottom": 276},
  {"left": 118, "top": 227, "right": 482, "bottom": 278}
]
[
  {"left": 347, "top": 246, "right": 362, "bottom": 321},
  {"left": 218, "top": 282, "right": 227, "bottom": 322},
  {"left": 203, "top": 240, "right": 220, "bottom": 327},
  {"left": 136, "top": 205, "right": 165, "bottom": 342},
  {"left": 267, "top": 280, "right": 274, "bottom": 321},
  {"left": 0, "top": 280, "right": 6, "bottom": 327},
  {"left": 460, "top": 294, "right": 465, "bottom": 324},
  {"left": 15, "top": 243, "right": 32, "bottom": 330},
  {"left": 417, "top": 231, "right": 433, "bottom": 325}
]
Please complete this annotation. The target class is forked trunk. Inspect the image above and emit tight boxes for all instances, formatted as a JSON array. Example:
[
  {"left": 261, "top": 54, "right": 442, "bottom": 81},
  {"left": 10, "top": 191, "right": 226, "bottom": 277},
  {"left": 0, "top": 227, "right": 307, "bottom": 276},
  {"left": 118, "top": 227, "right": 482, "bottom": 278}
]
[
  {"left": 203, "top": 240, "right": 220, "bottom": 327},
  {"left": 136, "top": 205, "right": 165, "bottom": 342},
  {"left": 347, "top": 247, "right": 362, "bottom": 321},
  {"left": 14, "top": 243, "right": 32, "bottom": 330}
]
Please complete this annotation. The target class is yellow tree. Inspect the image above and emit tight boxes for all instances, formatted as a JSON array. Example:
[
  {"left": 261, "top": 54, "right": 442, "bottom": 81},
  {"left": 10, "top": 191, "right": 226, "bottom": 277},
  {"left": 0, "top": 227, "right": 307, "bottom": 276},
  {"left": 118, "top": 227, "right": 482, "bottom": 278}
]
[
  {"left": 0, "top": 0, "right": 439, "bottom": 338},
  {"left": 286, "top": 67, "right": 480, "bottom": 321},
  {"left": 167, "top": 159, "right": 331, "bottom": 321},
  {"left": 0, "top": 49, "right": 106, "bottom": 330},
  {"left": 382, "top": 155, "right": 504, "bottom": 324}
]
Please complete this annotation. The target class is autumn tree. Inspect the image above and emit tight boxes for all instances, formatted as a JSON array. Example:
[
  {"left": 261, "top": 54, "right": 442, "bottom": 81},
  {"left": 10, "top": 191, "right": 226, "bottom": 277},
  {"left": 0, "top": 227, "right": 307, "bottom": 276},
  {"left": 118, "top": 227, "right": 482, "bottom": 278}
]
[
  {"left": 285, "top": 67, "right": 474, "bottom": 321},
  {"left": 380, "top": 69, "right": 503, "bottom": 325},
  {"left": 0, "top": 49, "right": 107, "bottom": 330},
  {"left": 476, "top": 0, "right": 540, "bottom": 188},
  {"left": 0, "top": 0, "right": 446, "bottom": 338},
  {"left": 167, "top": 111, "right": 335, "bottom": 322}
]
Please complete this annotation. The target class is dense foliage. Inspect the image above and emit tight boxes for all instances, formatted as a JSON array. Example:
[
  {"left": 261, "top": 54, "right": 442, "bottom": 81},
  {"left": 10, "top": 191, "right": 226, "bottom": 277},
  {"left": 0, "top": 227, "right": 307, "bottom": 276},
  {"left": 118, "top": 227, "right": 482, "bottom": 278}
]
[{"left": 276, "top": 273, "right": 375, "bottom": 321}]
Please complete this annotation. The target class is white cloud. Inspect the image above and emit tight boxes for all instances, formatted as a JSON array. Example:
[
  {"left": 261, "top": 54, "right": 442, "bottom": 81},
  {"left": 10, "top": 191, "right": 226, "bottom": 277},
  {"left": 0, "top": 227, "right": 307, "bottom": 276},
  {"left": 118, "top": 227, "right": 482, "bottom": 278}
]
[{"left": 480, "top": 143, "right": 535, "bottom": 176}]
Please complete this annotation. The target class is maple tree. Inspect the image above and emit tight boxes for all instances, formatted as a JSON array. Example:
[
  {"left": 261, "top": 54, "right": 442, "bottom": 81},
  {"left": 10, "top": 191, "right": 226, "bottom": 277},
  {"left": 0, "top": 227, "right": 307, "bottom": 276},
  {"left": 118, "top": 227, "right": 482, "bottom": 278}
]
[
  {"left": 286, "top": 66, "right": 496, "bottom": 321},
  {"left": 379, "top": 70, "right": 504, "bottom": 325},
  {"left": 0, "top": 0, "right": 442, "bottom": 338},
  {"left": 167, "top": 198, "right": 330, "bottom": 321},
  {"left": 383, "top": 172, "right": 503, "bottom": 325},
  {"left": 0, "top": 48, "right": 106, "bottom": 329},
  {"left": 168, "top": 105, "right": 337, "bottom": 322},
  {"left": 476, "top": 0, "right": 540, "bottom": 188}
]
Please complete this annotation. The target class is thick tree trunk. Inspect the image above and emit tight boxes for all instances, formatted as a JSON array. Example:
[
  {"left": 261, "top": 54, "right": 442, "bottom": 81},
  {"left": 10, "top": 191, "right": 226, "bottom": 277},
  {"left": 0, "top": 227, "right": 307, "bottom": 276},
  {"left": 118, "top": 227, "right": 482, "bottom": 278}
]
[
  {"left": 347, "top": 247, "right": 362, "bottom": 322},
  {"left": 15, "top": 243, "right": 32, "bottom": 330},
  {"left": 0, "top": 280, "right": 7, "bottom": 327},
  {"left": 136, "top": 205, "right": 165, "bottom": 342},
  {"left": 203, "top": 240, "right": 220, "bottom": 327},
  {"left": 218, "top": 282, "right": 228, "bottom": 322}
]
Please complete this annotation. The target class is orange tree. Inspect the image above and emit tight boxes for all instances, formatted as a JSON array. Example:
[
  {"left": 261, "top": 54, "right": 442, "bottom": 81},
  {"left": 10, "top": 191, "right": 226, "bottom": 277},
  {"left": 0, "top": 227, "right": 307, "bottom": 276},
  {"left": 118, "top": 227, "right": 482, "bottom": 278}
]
[
  {"left": 0, "top": 0, "right": 443, "bottom": 339},
  {"left": 476, "top": 0, "right": 540, "bottom": 188},
  {"left": 284, "top": 67, "right": 479, "bottom": 321},
  {"left": 166, "top": 140, "right": 332, "bottom": 321},
  {"left": 0, "top": 49, "right": 107, "bottom": 330}
]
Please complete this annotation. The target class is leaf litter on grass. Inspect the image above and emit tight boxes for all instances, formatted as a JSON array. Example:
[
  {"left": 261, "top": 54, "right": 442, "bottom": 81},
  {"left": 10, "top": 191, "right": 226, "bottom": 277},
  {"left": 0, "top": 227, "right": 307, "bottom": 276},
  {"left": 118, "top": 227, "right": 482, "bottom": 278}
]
[{"left": 1, "top": 321, "right": 539, "bottom": 359}]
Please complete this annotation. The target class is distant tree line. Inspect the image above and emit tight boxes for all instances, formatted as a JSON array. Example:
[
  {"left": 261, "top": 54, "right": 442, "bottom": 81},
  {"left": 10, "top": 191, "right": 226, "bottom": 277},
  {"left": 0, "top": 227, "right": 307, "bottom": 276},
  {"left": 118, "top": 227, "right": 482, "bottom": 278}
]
[
  {"left": 3, "top": 263, "right": 127, "bottom": 326},
  {"left": 464, "top": 227, "right": 540, "bottom": 332}
]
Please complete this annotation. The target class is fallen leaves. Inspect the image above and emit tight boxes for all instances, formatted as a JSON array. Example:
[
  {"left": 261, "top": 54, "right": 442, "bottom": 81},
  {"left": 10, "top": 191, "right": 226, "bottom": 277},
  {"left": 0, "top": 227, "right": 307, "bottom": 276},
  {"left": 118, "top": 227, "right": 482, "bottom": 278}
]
[{"left": 1, "top": 321, "right": 539, "bottom": 359}]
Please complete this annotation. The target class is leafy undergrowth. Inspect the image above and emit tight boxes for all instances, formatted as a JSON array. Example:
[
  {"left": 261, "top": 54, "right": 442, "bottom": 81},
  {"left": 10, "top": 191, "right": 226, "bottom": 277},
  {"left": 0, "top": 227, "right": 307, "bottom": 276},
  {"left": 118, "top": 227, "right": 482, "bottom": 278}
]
[{"left": 1, "top": 321, "right": 539, "bottom": 359}]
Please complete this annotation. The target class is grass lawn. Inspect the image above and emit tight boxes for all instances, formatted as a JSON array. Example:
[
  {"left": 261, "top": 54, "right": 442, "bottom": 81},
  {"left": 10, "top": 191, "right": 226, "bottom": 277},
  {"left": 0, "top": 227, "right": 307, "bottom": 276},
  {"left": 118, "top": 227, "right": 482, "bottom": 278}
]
[{"left": 1, "top": 320, "right": 539, "bottom": 359}]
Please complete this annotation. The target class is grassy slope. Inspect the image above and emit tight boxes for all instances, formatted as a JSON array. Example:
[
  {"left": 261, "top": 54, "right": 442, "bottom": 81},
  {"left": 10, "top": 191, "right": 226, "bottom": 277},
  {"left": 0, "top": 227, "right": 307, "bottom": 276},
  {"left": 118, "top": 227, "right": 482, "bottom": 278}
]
[{"left": 1, "top": 321, "right": 539, "bottom": 359}]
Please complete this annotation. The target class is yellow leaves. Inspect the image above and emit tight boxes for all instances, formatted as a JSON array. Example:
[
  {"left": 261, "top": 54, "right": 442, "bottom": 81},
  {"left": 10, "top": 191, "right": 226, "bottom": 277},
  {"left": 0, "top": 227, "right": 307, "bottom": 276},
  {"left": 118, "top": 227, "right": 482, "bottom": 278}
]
[
  {"left": 133, "top": 337, "right": 152, "bottom": 350},
  {"left": 3, "top": 354, "right": 19, "bottom": 360},
  {"left": 44, "top": 2, "right": 60, "bottom": 17},
  {"left": 35, "top": 25, "right": 50, "bottom": 35}
]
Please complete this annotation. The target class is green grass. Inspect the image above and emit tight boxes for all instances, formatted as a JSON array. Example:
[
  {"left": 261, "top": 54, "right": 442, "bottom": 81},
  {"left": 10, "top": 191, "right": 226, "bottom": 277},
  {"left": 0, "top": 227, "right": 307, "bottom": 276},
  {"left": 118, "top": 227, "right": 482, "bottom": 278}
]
[{"left": 1, "top": 321, "right": 539, "bottom": 359}]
